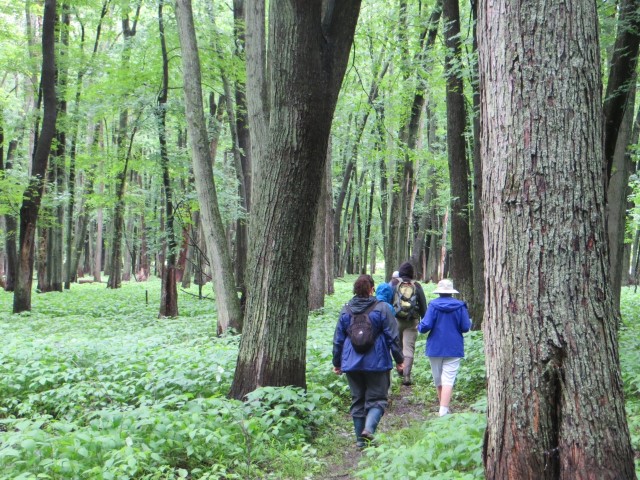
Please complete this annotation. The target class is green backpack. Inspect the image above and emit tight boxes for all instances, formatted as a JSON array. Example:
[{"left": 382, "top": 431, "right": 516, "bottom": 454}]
[{"left": 394, "top": 280, "right": 417, "bottom": 320}]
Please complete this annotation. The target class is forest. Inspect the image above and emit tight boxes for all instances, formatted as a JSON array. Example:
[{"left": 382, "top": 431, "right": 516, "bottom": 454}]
[{"left": 1, "top": 0, "right": 640, "bottom": 478}]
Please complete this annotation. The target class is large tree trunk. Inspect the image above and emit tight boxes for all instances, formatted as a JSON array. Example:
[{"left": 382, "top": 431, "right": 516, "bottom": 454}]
[
  {"left": 229, "top": 0, "right": 361, "bottom": 399},
  {"left": 443, "top": 0, "right": 473, "bottom": 304},
  {"left": 13, "top": 0, "right": 58, "bottom": 313},
  {"left": 174, "top": 0, "right": 243, "bottom": 333},
  {"left": 478, "top": 0, "right": 636, "bottom": 477}
]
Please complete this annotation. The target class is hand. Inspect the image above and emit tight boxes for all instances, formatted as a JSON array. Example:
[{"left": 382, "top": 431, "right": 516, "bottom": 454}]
[
  {"left": 396, "top": 363, "right": 404, "bottom": 373},
  {"left": 333, "top": 366, "right": 342, "bottom": 375}
]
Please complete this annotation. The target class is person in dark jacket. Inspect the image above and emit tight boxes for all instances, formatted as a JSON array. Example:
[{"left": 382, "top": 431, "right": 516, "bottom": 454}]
[
  {"left": 418, "top": 279, "right": 471, "bottom": 416},
  {"left": 390, "top": 261, "right": 427, "bottom": 385},
  {"left": 333, "top": 275, "right": 404, "bottom": 447}
]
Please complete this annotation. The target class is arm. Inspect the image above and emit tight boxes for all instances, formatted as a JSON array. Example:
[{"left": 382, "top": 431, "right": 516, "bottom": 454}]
[
  {"left": 381, "top": 306, "right": 404, "bottom": 365},
  {"left": 418, "top": 303, "right": 436, "bottom": 333},
  {"left": 459, "top": 302, "right": 472, "bottom": 333},
  {"left": 416, "top": 283, "right": 428, "bottom": 318},
  {"left": 332, "top": 308, "right": 348, "bottom": 369}
]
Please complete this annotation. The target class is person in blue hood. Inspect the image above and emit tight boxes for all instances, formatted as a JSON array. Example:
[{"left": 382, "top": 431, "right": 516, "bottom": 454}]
[
  {"left": 333, "top": 275, "right": 404, "bottom": 448},
  {"left": 375, "top": 282, "right": 395, "bottom": 312},
  {"left": 418, "top": 279, "right": 471, "bottom": 416}
]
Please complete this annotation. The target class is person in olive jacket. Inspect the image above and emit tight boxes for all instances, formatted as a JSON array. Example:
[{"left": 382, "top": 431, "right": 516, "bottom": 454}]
[
  {"left": 333, "top": 275, "right": 404, "bottom": 447},
  {"left": 418, "top": 279, "right": 471, "bottom": 416}
]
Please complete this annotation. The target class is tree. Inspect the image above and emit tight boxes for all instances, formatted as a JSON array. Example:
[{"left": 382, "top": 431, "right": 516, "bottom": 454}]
[
  {"left": 157, "top": 0, "right": 178, "bottom": 317},
  {"left": 478, "top": 0, "right": 636, "bottom": 476},
  {"left": 174, "top": 0, "right": 243, "bottom": 333},
  {"left": 13, "top": 0, "right": 58, "bottom": 313},
  {"left": 229, "top": 0, "right": 361, "bottom": 399},
  {"left": 442, "top": 0, "right": 473, "bottom": 304},
  {"left": 603, "top": 0, "right": 640, "bottom": 309}
]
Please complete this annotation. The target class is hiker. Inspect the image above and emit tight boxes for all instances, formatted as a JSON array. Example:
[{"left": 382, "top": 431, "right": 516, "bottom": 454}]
[
  {"left": 375, "top": 282, "right": 395, "bottom": 313},
  {"left": 376, "top": 282, "right": 400, "bottom": 396},
  {"left": 391, "top": 261, "right": 427, "bottom": 385},
  {"left": 333, "top": 275, "right": 404, "bottom": 448},
  {"left": 418, "top": 279, "right": 471, "bottom": 416}
]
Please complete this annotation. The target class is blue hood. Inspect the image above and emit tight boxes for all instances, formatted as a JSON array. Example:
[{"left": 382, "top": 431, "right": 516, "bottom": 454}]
[
  {"left": 431, "top": 296, "right": 466, "bottom": 313},
  {"left": 375, "top": 283, "right": 394, "bottom": 305}
]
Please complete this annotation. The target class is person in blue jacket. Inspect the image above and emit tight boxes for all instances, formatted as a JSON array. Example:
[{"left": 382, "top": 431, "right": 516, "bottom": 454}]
[
  {"left": 418, "top": 279, "right": 471, "bottom": 416},
  {"left": 333, "top": 275, "right": 404, "bottom": 447}
]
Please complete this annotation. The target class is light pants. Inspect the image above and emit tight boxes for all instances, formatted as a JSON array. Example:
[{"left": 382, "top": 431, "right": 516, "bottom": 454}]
[
  {"left": 429, "top": 357, "right": 461, "bottom": 386},
  {"left": 397, "top": 318, "right": 418, "bottom": 360}
]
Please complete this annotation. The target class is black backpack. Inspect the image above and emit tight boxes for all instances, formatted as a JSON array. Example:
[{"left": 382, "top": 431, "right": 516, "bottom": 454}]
[
  {"left": 394, "top": 280, "right": 417, "bottom": 320},
  {"left": 346, "top": 301, "right": 379, "bottom": 354}
]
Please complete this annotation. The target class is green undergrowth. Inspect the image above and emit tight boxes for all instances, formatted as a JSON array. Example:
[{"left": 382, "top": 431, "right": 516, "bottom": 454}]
[{"left": 0, "top": 279, "right": 639, "bottom": 478}]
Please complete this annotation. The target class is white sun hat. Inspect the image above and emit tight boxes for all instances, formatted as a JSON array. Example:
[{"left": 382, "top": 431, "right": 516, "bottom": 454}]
[{"left": 433, "top": 279, "right": 459, "bottom": 294}]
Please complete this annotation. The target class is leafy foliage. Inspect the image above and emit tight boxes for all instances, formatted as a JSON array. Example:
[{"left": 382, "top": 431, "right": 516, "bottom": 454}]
[{"left": 1, "top": 280, "right": 639, "bottom": 478}]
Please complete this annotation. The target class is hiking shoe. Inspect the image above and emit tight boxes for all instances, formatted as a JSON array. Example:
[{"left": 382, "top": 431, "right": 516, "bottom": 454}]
[{"left": 361, "top": 429, "right": 374, "bottom": 441}]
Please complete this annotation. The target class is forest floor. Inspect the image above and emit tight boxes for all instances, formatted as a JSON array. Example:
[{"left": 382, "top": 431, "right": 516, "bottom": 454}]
[{"left": 315, "top": 379, "right": 439, "bottom": 479}]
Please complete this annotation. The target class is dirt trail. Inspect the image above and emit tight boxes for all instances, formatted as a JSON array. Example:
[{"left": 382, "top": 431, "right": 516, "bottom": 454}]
[{"left": 318, "top": 384, "right": 437, "bottom": 479}]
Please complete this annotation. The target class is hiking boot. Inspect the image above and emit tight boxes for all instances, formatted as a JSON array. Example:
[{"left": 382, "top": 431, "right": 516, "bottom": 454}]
[
  {"left": 361, "top": 429, "right": 374, "bottom": 441},
  {"left": 362, "top": 407, "right": 384, "bottom": 442},
  {"left": 402, "top": 356, "right": 414, "bottom": 385}
]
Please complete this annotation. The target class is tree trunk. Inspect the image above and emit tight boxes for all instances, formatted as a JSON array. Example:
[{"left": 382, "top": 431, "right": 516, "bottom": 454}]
[
  {"left": 308, "top": 149, "right": 329, "bottom": 311},
  {"left": 603, "top": 0, "right": 640, "bottom": 185},
  {"left": 478, "top": 0, "right": 636, "bottom": 476},
  {"left": 174, "top": 0, "right": 243, "bottom": 333},
  {"left": 106, "top": 8, "right": 140, "bottom": 289},
  {"left": 606, "top": 87, "right": 635, "bottom": 309},
  {"left": 443, "top": 0, "right": 473, "bottom": 304},
  {"left": 469, "top": 0, "right": 485, "bottom": 327},
  {"left": 157, "top": 1, "right": 178, "bottom": 317},
  {"left": 1, "top": 117, "right": 18, "bottom": 291},
  {"left": 325, "top": 140, "right": 335, "bottom": 295},
  {"left": 603, "top": 0, "right": 640, "bottom": 310},
  {"left": 13, "top": 0, "right": 58, "bottom": 313},
  {"left": 230, "top": 0, "right": 361, "bottom": 399}
]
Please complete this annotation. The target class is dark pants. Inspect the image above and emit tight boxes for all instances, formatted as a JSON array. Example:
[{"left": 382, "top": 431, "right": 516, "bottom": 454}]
[{"left": 345, "top": 370, "right": 390, "bottom": 418}]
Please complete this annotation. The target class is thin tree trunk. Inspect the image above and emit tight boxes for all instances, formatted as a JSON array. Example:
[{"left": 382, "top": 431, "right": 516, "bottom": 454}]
[
  {"left": 106, "top": 6, "right": 141, "bottom": 289},
  {"left": 308, "top": 148, "right": 328, "bottom": 310},
  {"left": 174, "top": 0, "right": 243, "bottom": 332},
  {"left": 14, "top": 0, "right": 58, "bottom": 313},
  {"left": 443, "top": 0, "right": 473, "bottom": 304},
  {"left": 606, "top": 86, "right": 635, "bottom": 309},
  {"left": 325, "top": 139, "right": 335, "bottom": 295},
  {"left": 469, "top": 0, "right": 484, "bottom": 327},
  {"left": 157, "top": 1, "right": 178, "bottom": 317}
]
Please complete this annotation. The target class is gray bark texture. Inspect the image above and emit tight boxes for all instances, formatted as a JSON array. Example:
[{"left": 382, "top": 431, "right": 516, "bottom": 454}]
[
  {"left": 478, "top": 0, "right": 636, "bottom": 477},
  {"left": 230, "top": 0, "right": 361, "bottom": 399},
  {"left": 174, "top": 0, "right": 243, "bottom": 333}
]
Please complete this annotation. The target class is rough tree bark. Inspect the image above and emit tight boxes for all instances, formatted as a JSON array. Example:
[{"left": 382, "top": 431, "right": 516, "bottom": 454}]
[
  {"left": 229, "top": 0, "right": 361, "bottom": 399},
  {"left": 174, "top": 0, "right": 243, "bottom": 333},
  {"left": 13, "top": 0, "right": 58, "bottom": 313},
  {"left": 478, "top": 0, "right": 636, "bottom": 476}
]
